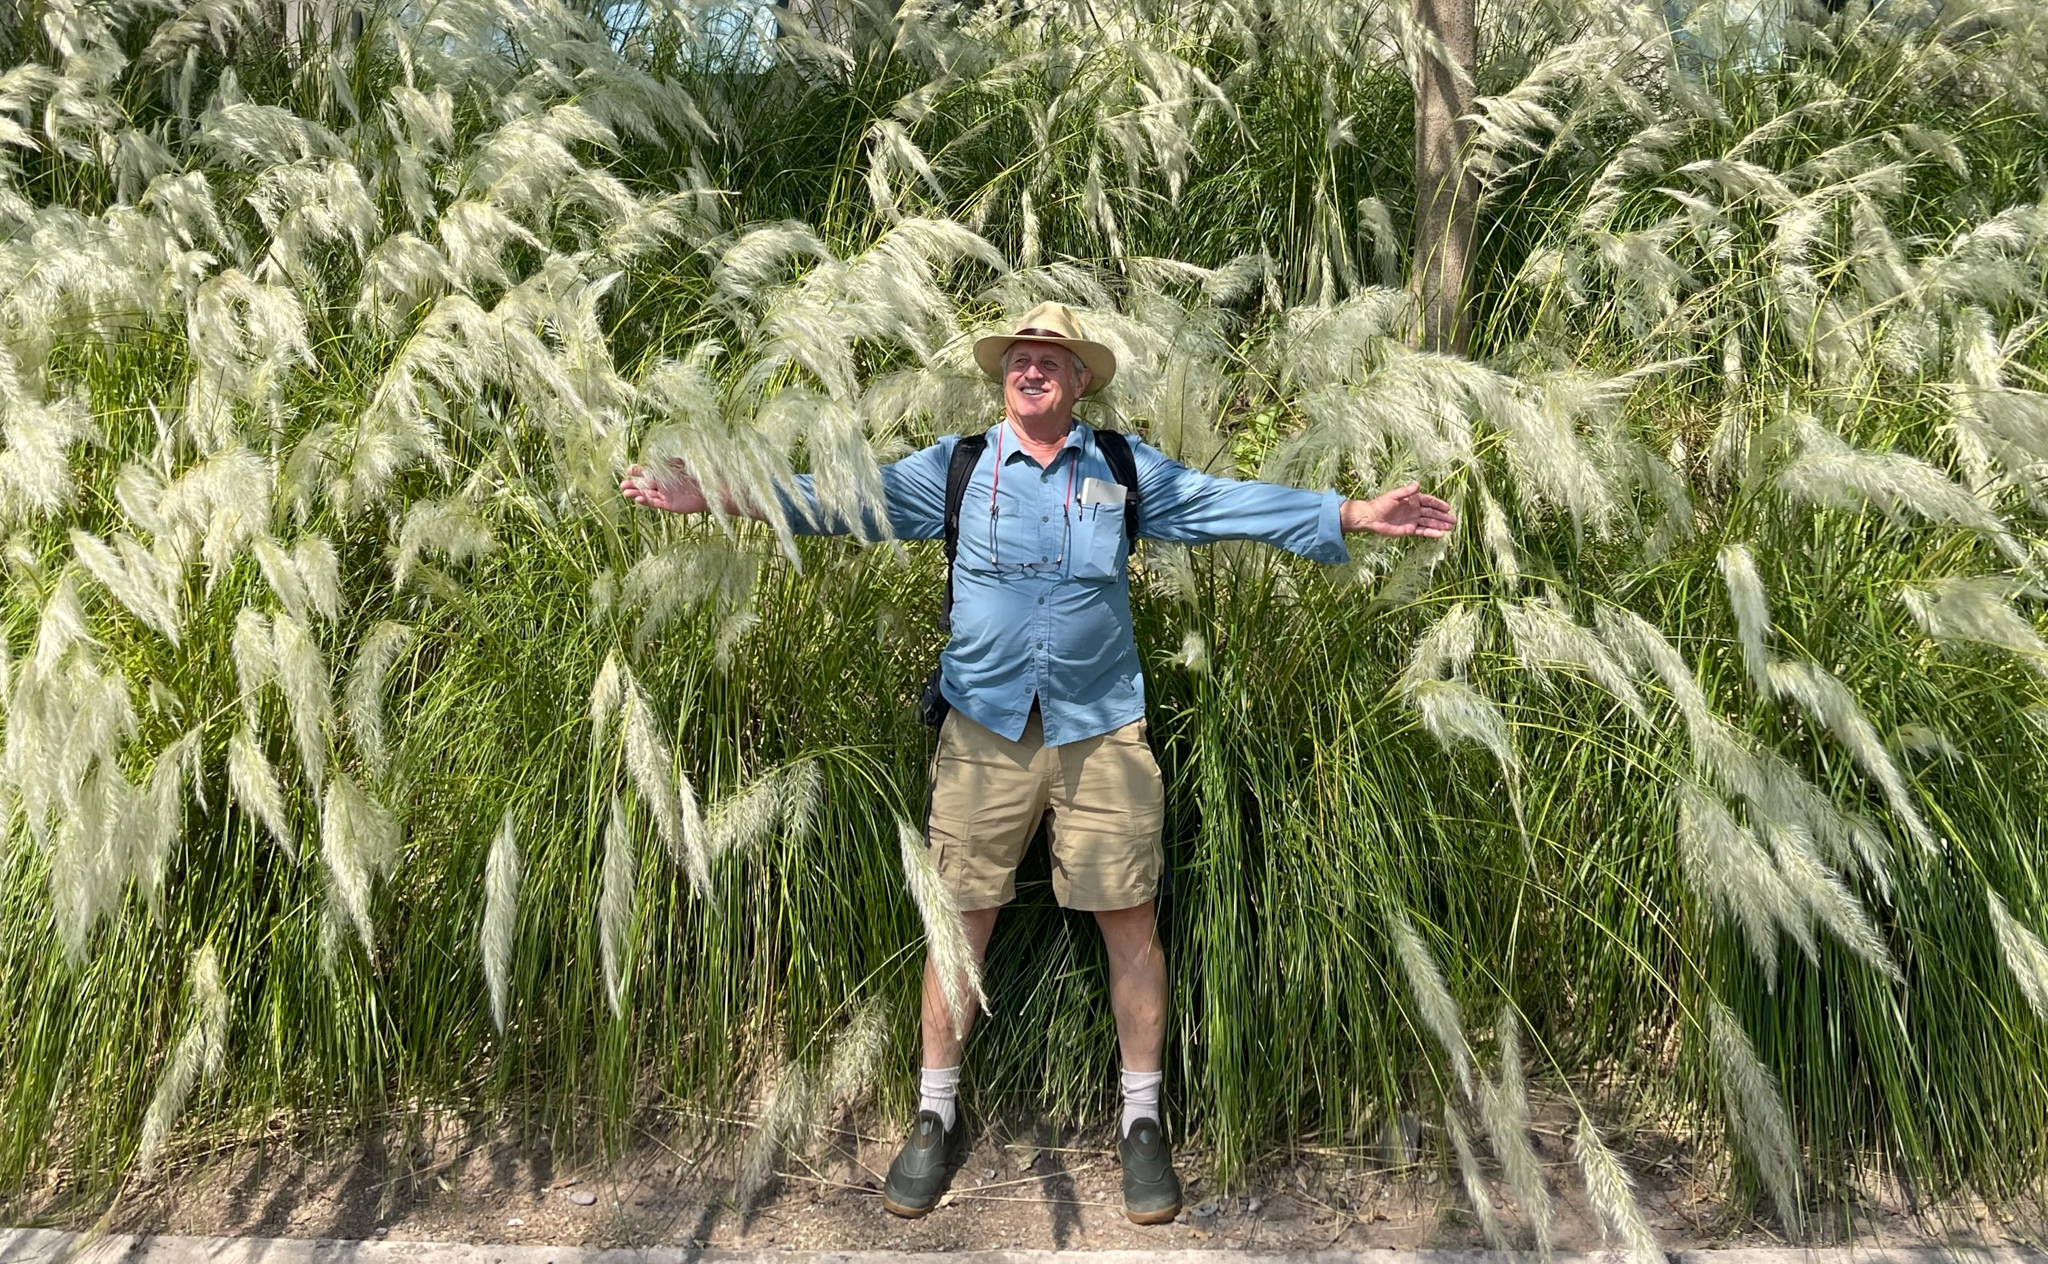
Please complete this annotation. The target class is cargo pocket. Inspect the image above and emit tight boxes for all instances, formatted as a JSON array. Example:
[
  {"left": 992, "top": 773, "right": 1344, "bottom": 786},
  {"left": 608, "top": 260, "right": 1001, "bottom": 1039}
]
[{"left": 1069, "top": 505, "right": 1125, "bottom": 580}]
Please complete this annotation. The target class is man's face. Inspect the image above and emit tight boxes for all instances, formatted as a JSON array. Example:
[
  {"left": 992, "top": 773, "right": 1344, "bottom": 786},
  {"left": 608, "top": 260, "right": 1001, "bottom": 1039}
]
[{"left": 1003, "top": 339, "right": 1090, "bottom": 429}]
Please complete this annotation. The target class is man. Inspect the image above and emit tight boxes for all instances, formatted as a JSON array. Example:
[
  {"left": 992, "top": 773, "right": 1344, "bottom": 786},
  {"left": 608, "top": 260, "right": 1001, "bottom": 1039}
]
[{"left": 621, "top": 302, "right": 1455, "bottom": 1224}]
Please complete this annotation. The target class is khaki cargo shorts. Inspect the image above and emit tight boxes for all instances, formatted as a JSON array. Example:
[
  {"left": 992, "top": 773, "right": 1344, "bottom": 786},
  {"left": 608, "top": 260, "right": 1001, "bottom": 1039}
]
[{"left": 925, "top": 707, "right": 1165, "bottom": 912}]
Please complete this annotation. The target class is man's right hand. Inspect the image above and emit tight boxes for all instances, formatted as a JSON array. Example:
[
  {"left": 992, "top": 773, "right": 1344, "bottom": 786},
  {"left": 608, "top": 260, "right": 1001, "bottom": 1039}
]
[{"left": 620, "top": 461, "right": 709, "bottom": 514}]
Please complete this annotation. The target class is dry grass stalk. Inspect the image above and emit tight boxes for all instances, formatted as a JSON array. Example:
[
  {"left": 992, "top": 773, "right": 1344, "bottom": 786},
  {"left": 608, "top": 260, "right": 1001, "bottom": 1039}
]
[{"left": 897, "top": 818, "right": 986, "bottom": 1039}]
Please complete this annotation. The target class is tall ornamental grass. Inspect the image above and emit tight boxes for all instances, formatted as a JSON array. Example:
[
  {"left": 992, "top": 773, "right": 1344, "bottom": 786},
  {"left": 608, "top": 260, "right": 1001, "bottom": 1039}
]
[{"left": 3, "top": 0, "right": 2048, "bottom": 1237}]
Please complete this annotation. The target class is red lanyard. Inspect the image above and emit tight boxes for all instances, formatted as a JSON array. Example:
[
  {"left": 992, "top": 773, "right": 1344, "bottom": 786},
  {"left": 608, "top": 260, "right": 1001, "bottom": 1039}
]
[{"left": 989, "top": 426, "right": 1077, "bottom": 520}]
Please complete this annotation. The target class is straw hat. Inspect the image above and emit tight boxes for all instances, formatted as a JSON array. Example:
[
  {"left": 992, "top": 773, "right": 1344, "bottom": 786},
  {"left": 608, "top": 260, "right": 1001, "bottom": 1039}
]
[{"left": 973, "top": 301, "right": 1116, "bottom": 396}]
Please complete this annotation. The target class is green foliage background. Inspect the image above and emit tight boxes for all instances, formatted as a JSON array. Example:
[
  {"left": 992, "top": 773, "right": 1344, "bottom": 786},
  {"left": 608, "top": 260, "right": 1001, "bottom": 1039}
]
[{"left": 3, "top": 0, "right": 2048, "bottom": 1236}]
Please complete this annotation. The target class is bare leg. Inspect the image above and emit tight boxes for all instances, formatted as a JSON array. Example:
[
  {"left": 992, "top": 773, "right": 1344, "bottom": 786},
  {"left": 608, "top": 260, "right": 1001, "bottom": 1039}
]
[
  {"left": 1093, "top": 901, "right": 1166, "bottom": 1072},
  {"left": 920, "top": 907, "right": 1001, "bottom": 1068}
]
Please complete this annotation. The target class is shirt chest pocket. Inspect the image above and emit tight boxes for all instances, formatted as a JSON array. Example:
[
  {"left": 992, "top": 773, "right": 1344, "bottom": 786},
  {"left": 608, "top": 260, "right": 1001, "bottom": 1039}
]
[{"left": 1069, "top": 504, "right": 1127, "bottom": 581}]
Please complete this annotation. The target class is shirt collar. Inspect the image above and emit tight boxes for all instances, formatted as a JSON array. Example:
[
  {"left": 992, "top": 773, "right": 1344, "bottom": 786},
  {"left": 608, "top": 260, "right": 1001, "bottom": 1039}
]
[{"left": 994, "top": 419, "right": 1087, "bottom": 464}]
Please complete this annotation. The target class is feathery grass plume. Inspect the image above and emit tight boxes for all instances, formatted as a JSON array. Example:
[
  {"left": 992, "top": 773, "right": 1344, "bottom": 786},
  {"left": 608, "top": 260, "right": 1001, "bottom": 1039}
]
[
  {"left": 1445, "top": 1104, "right": 1508, "bottom": 1250},
  {"left": 1596, "top": 605, "right": 1713, "bottom": 728},
  {"left": 1357, "top": 195, "right": 1400, "bottom": 287},
  {"left": 1898, "top": 577, "right": 2048, "bottom": 671},
  {"left": 354, "top": 233, "right": 456, "bottom": 333},
  {"left": 136, "top": 727, "right": 205, "bottom": 910},
  {"left": 1397, "top": 602, "right": 1481, "bottom": 693},
  {"left": 269, "top": 613, "right": 330, "bottom": 792},
  {"left": 320, "top": 775, "right": 400, "bottom": 954},
  {"left": 1764, "top": 824, "right": 1900, "bottom": 982},
  {"left": 482, "top": 809, "right": 521, "bottom": 1033},
  {"left": 33, "top": 573, "right": 97, "bottom": 673},
  {"left": 1766, "top": 659, "right": 1935, "bottom": 854},
  {"left": 252, "top": 537, "right": 309, "bottom": 623},
  {"left": 1479, "top": 1009, "right": 1552, "bottom": 1254},
  {"left": 343, "top": 622, "right": 414, "bottom": 777},
  {"left": 392, "top": 499, "right": 497, "bottom": 587},
  {"left": 6, "top": 654, "right": 134, "bottom": 856},
  {"left": 155, "top": 446, "right": 273, "bottom": 579},
  {"left": 1674, "top": 781, "right": 1800, "bottom": 973},
  {"left": 1501, "top": 598, "right": 1646, "bottom": 721},
  {"left": 435, "top": 200, "right": 540, "bottom": 291},
  {"left": 1573, "top": 1109, "right": 1661, "bottom": 1264},
  {"left": 48, "top": 767, "right": 132, "bottom": 961},
  {"left": 1892, "top": 723, "right": 1960, "bottom": 762},
  {"left": 600, "top": 794, "right": 637, "bottom": 1018},
  {"left": 589, "top": 652, "right": 623, "bottom": 758},
  {"left": 1173, "top": 629, "right": 1210, "bottom": 673},
  {"left": 251, "top": 535, "right": 340, "bottom": 625},
  {"left": 247, "top": 160, "right": 378, "bottom": 286},
  {"left": 0, "top": 387, "right": 93, "bottom": 524},
  {"left": 230, "top": 607, "right": 273, "bottom": 728},
  {"left": 227, "top": 727, "right": 292, "bottom": 858},
  {"left": 1479, "top": 491, "right": 1521, "bottom": 592},
  {"left": 621, "top": 681, "right": 708, "bottom": 892},
  {"left": 736, "top": 1061, "right": 814, "bottom": 1211},
  {"left": 712, "top": 221, "right": 834, "bottom": 304},
  {"left": 1406, "top": 680, "right": 1522, "bottom": 832},
  {"left": 1692, "top": 713, "right": 1895, "bottom": 897},
  {"left": 1986, "top": 887, "right": 2048, "bottom": 1021},
  {"left": 1778, "top": 419, "right": 2021, "bottom": 562},
  {"left": 1385, "top": 903, "right": 1473, "bottom": 1099},
  {"left": 898, "top": 818, "right": 986, "bottom": 1039},
  {"left": 779, "top": 759, "right": 821, "bottom": 842},
  {"left": 705, "top": 768, "right": 784, "bottom": 863},
  {"left": 136, "top": 945, "right": 227, "bottom": 1175},
  {"left": 706, "top": 759, "right": 817, "bottom": 861},
  {"left": 71, "top": 530, "right": 181, "bottom": 643},
  {"left": 1717, "top": 543, "right": 1772, "bottom": 695},
  {"left": 1707, "top": 995, "right": 1802, "bottom": 1234},
  {"left": 818, "top": 1000, "right": 890, "bottom": 1106},
  {"left": 736, "top": 999, "right": 888, "bottom": 1211},
  {"left": 621, "top": 538, "right": 763, "bottom": 650}
]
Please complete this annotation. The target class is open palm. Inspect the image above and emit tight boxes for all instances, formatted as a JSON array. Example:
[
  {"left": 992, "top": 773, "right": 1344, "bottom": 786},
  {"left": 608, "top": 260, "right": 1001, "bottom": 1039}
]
[
  {"left": 620, "top": 461, "right": 709, "bottom": 515},
  {"left": 1341, "top": 482, "right": 1458, "bottom": 538}
]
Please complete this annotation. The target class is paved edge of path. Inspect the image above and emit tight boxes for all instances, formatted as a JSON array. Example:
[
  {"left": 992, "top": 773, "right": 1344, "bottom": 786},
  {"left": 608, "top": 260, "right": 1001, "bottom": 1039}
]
[{"left": 2, "top": 1228, "right": 2043, "bottom": 1264}]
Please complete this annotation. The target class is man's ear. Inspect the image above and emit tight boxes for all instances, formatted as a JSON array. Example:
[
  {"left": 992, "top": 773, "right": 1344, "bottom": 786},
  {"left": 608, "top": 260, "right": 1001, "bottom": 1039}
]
[{"left": 1075, "top": 361, "right": 1092, "bottom": 394}]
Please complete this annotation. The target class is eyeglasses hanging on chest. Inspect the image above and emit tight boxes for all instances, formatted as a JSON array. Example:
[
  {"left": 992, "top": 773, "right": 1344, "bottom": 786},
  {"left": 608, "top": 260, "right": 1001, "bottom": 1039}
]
[{"left": 987, "top": 429, "right": 1075, "bottom": 573}]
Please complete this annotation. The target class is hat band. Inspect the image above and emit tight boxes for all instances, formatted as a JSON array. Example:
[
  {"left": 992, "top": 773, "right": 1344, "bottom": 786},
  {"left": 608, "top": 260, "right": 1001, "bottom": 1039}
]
[{"left": 1013, "top": 328, "right": 1069, "bottom": 340}]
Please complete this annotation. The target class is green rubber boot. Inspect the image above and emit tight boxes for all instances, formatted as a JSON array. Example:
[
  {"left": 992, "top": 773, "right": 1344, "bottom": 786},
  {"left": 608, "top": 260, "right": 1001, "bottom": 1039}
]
[
  {"left": 1118, "top": 1116, "right": 1183, "bottom": 1224},
  {"left": 881, "top": 1110, "right": 962, "bottom": 1218}
]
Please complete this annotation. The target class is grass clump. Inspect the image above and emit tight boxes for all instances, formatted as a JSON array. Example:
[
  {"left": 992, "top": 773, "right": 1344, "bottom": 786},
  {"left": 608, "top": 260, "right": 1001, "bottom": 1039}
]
[{"left": 1, "top": 0, "right": 2047, "bottom": 1240}]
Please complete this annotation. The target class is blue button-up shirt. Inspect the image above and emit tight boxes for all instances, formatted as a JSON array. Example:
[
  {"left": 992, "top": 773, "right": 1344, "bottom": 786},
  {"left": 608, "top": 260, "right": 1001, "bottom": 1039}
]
[{"left": 783, "top": 421, "right": 1349, "bottom": 746}]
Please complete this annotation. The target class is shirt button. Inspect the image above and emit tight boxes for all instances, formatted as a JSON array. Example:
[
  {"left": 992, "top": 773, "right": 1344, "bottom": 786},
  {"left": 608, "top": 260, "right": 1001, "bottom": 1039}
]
[
  {"left": 1037, "top": 596, "right": 1045, "bottom": 605},
  {"left": 1040, "top": 555, "right": 1048, "bottom": 562},
  {"left": 1040, "top": 474, "right": 1048, "bottom": 483},
  {"left": 1041, "top": 514, "right": 1049, "bottom": 522}
]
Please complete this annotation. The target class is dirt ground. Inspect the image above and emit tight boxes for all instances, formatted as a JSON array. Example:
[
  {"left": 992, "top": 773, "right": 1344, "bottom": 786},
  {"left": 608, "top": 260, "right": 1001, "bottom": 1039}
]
[{"left": 20, "top": 1104, "right": 2034, "bottom": 1254}]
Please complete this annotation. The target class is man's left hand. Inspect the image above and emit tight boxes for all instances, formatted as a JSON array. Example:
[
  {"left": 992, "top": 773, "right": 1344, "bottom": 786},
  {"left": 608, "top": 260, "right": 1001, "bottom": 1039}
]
[{"left": 1340, "top": 482, "right": 1457, "bottom": 538}]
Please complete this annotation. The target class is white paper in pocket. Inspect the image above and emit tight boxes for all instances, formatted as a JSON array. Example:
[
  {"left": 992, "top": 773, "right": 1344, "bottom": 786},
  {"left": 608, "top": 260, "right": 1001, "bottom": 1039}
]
[{"left": 1080, "top": 477, "right": 1127, "bottom": 506}]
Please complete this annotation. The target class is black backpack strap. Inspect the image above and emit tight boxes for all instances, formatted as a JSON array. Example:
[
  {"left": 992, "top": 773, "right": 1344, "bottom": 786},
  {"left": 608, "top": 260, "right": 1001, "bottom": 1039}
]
[
  {"left": 939, "top": 434, "right": 987, "bottom": 633},
  {"left": 1092, "top": 427, "right": 1142, "bottom": 542}
]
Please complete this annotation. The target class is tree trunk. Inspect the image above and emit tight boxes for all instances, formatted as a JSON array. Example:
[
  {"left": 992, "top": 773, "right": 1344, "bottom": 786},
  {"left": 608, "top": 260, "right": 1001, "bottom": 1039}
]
[{"left": 1409, "top": 0, "right": 1478, "bottom": 355}]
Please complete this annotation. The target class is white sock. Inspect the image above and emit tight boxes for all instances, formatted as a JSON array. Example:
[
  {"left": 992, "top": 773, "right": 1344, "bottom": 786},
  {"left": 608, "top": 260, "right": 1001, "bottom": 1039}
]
[
  {"left": 1120, "top": 1068, "right": 1164, "bottom": 1136},
  {"left": 919, "top": 1064, "right": 962, "bottom": 1130}
]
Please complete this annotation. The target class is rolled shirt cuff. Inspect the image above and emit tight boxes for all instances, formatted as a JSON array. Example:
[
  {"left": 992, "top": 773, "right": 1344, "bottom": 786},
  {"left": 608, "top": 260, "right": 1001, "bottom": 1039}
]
[{"left": 1313, "top": 489, "right": 1351, "bottom": 564}]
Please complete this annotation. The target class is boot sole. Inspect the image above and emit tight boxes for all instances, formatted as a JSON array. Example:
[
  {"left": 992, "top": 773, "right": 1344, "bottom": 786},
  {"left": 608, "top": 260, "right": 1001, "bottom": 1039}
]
[
  {"left": 1124, "top": 1201, "right": 1181, "bottom": 1226},
  {"left": 881, "top": 1194, "right": 936, "bottom": 1219}
]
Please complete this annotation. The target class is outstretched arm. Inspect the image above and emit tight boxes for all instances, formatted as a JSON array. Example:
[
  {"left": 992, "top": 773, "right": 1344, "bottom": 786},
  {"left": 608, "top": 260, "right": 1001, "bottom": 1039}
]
[
  {"left": 620, "top": 443, "right": 953, "bottom": 541},
  {"left": 620, "top": 462, "right": 754, "bottom": 517},
  {"left": 1137, "top": 439, "right": 1456, "bottom": 560}
]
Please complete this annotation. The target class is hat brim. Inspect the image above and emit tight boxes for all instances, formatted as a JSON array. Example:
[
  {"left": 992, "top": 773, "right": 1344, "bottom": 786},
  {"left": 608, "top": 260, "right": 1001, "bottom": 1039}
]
[{"left": 974, "top": 333, "right": 1116, "bottom": 396}]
